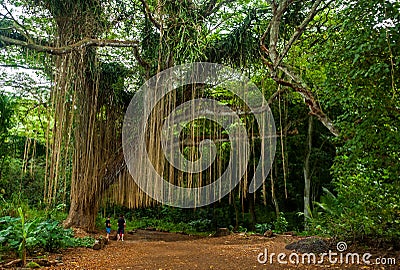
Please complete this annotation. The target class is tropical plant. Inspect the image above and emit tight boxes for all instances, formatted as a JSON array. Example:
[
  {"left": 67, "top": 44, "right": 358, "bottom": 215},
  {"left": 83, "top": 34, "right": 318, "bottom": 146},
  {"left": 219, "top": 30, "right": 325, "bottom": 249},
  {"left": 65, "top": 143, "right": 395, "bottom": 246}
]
[
  {"left": 273, "top": 213, "right": 288, "bottom": 234},
  {"left": 0, "top": 212, "right": 95, "bottom": 260}
]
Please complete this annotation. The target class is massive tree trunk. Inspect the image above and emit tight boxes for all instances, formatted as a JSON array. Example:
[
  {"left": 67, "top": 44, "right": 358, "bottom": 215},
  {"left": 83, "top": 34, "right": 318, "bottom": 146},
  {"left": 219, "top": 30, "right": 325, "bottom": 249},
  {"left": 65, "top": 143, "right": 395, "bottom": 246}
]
[
  {"left": 0, "top": 1, "right": 142, "bottom": 230},
  {"left": 45, "top": 1, "right": 108, "bottom": 230},
  {"left": 62, "top": 49, "right": 102, "bottom": 230}
]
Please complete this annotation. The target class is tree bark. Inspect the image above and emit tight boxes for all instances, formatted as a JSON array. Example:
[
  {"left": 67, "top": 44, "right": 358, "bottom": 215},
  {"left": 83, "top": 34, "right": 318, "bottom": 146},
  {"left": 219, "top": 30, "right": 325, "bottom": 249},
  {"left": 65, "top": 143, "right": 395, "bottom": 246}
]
[
  {"left": 271, "top": 162, "right": 280, "bottom": 217},
  {"left": 248, "top": 193, "right": 257, "bottom": 231},
  {"left": 231, "top": 192, "right": 239, "bottom": 231},
  {"left": 64, "top": 196, "right": 98, "bottom": 231},
  {"left": 0, "top": 35, "right": 139, "bottom": 55},
  {"left": 260, "top": 0, "right": 339, "bottom": 137},
  {"left": 303, "top": 116, "right": 313, "bottom": 228},
  {"left": 45, "top": 1, "right": 108, "bottom": 231}
]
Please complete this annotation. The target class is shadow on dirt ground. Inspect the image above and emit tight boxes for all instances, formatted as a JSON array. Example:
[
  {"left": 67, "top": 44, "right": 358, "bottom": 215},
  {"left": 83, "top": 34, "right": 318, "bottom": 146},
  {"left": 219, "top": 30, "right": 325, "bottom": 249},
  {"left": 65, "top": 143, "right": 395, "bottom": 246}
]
[{"left": 40, "top": 230, "right": 400, "bottom": 270}]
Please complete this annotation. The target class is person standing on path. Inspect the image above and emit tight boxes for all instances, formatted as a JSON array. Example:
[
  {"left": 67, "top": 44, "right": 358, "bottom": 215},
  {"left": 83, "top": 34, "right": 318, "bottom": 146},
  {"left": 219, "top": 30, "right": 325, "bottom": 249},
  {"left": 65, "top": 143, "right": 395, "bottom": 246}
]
[
  {"left": 117, "top": 215, "right": 126, "bottom": 241},
  {"left": 105, "top": 216, "right": 111, "bottom": 241}
]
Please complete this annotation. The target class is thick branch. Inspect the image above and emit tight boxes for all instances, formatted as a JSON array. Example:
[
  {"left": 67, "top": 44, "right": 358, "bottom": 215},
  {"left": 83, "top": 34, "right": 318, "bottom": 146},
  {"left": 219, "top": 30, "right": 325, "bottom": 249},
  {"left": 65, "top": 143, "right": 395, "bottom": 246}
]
[
  {"left": 277, "top": 65, "right": 302, "bottom": 84},
  {"left": 275, "top": 0, "right": 323, "bottom": 68},
  {"left": 275, "top": 78, "right": 339, "bottom": 137},
  {"left": 0, "top": 64, "right": 43, "bottom": 70},
  {"left": 260, "top": 22, "right": 271, "bottom": 49},
  {"left": 268, "top": 0, "right": 294, "bottom": 66},
  {"left": 140, "top": 0, "right": 161, "bottom": 29},
  {"left": 1, "top": 3, "right": 34, "bottom": 43},
  {"left": 260, "top": 1, "right": 339, "bottom": 136},
  {"left": 202, "top": 0, "right": 236, "bottom": 18},
  {"left": 133, "top": 46, "right": 150, "bottom": 69},
  {"left": 276, "top": 65, "right": 339, "bottom": 137},
  {"left": 268, "top": 2, "right": 280, "bottom": 65},
  {"left": 0, "top": 35, "right": 139, "bottom": 55}
]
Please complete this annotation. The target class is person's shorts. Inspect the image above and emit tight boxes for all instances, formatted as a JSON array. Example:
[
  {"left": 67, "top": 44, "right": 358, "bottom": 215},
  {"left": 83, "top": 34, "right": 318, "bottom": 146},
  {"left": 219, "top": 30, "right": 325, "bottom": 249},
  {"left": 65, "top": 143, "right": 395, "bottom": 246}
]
[
  {"left": 117, "top": 227, "right": 124, "bottom": 235},
  {"left": 106, "top": 227, "right": 111, "bottom": 234}
]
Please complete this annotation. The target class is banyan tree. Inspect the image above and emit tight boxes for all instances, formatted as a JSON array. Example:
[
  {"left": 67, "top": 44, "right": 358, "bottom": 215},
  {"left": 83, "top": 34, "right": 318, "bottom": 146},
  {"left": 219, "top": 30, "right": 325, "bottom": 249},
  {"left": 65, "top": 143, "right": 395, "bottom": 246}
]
[{"left": 0, "top": 0, "right": 337, "bottom": 230}]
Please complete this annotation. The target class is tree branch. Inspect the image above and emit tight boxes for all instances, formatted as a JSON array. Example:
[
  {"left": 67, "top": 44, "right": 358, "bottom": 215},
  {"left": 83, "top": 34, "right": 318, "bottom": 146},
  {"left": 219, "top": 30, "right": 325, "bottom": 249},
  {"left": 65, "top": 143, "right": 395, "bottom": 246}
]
[
  {"left": 260, "top": 19, "right": 271, "bottom": 55},
  {"left": 139, "top": 0, "right": 161, "bottom": 30},
  {"left": 268, "top": 85, "right": 288, "bottom": 104},
  {"left": 202, "top": 0, "right": 236, "bottom": 18},
  {"left": 1, "top": 3, "right": 35, "bottom": 44},
  {"left": 268, "top": 2, "right": 280, "bottom": 65},
  {"left": 133, "top": 46, "right": 150, "bottom": 69},
  {"left": 133, "top": 46, "right": 151, "bottom": 78},
  {"left": 260, "top": 0, "right": 339, "bottom": 136},
  {"left": 275, "top": 0, "right": 323, "bottom": 69},
  {"left": 277, "top": 65, "right": 302, "bottom": 84},
  {"left": 0, "top": 64, "right": 43, "bottom": 70},
  {"left": 268, "top": 0, "right": 293, "bottom": 66},
  {"left": 274, "top": 78, "right": 339, "bottom": 136},
  {"left": 0, "top": 35, "right": 139, "bottom": 55}
]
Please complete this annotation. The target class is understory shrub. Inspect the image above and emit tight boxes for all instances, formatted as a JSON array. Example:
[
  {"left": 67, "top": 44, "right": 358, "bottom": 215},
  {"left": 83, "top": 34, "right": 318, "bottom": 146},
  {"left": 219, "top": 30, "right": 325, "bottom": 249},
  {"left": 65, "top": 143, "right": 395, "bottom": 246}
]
[{"left": 0, "top": 215, "right": 94, "bottom": 255}]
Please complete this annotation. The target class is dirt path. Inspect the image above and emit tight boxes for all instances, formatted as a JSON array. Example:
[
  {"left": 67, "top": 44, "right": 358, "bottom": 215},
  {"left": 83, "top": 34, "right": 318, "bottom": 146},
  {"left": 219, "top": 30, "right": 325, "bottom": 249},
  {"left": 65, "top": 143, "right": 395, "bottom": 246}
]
[{"left": 45, "top": 230, "right": 399, "bottom": 270}]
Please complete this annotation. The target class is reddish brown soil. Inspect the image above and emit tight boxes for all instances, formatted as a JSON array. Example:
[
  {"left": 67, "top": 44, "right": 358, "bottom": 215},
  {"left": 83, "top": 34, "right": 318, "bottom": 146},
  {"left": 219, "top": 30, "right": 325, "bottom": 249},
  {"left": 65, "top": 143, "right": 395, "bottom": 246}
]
[{"left": 44, "top": 230, "right": 399, "bottom": 270}]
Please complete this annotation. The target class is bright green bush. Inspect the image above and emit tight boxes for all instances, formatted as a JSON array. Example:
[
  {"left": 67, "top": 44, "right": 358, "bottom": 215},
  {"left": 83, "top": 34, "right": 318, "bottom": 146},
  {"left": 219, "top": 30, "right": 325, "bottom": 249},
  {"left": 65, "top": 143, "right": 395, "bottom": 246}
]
[
  {"left": 255, "top": 223, "right": 272, "bottom": 234},
  {"left": 0, "top": 215, "right": 95, "bottom": 254},
  {"left": 273, "top": 213, "right": 288, "bottom": 233},
  {"left": 314, "top": 169, "right": 400, "bottom": 241},
  {"left": 188, "top": 219, "right": 212, "bottom": 232}
]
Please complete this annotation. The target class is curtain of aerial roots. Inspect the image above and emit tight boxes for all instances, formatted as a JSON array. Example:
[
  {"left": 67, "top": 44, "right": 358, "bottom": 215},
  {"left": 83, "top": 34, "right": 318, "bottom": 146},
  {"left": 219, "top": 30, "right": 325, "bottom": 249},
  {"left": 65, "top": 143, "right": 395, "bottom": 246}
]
[
  {"left": 44, "top": 52, "right": 75, "bottom": 207},
  {"left": 109, "top": 80, "right": 261, "bottom": 209},
  {"left": 44, "top": 48, "right": 114, "bottom": 210}
]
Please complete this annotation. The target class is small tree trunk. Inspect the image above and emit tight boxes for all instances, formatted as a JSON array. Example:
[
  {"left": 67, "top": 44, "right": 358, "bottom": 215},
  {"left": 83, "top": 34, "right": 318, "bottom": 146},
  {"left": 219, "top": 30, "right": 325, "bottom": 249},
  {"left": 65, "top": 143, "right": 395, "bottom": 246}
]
[
  {"left": 21, "top": 239, "right": 26, "bottom": 267},
  {"left": 271, "top": 162, "right": 280, "bottom": 217},
  {"left": 304, "top": 116, "right": 313, "bottom": 228},
  {"left": 231, "top": 192, "right": 239, "bottom": 231},
  {"left": 248, "top": 193, "right": 257, "bottom": 230}
]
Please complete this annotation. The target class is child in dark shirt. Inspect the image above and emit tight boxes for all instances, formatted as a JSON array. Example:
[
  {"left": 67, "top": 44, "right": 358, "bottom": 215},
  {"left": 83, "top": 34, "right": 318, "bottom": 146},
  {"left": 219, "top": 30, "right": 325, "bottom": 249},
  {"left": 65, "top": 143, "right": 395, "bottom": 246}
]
[{"left": 105, "top": 216, "right": 111, "bottom": 241}]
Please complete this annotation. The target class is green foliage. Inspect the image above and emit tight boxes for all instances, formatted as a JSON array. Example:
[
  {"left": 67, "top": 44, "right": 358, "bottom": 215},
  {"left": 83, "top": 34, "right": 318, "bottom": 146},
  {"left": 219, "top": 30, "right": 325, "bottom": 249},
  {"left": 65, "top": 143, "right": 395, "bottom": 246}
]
[
  {"left": 25, "top": 261, "right": 41, "bottom": 268},
  {"left": 313, "top": 187, "right": 338, "bottom": 216},
  {"left": 33, "top": 220, "right": 75, "bottom": 252},
  {"left": 325, "top": 170, "right": 399, "bottom": 240},
  {"left": 255, "top": 223, "right": 271, "bottom": 234},
  {"left": 273, "top": 213, "right": 288, "bottom": 234},
  {"left": 302, "top": 0, "right": 400, "bottom": 242},
  {"left": 17, "top": 207, "right": 33, "bottom": 263},
  {"left": 237, "top": 226, "right": 247, "bottom": 233},
  {"left": 0, "top": 194, "right": 28, "bottom": 217},
  {"left": 0, "top": 214, "right": 95, "bottom": 255},
  {"left": 131, "top": 218, "right": 195, "bottom": 234},
  {"left": 299, "top": 188, "right": 339, "bottom": 236},
  {"left": 0, "top": 92, "right": 48, "bottom": 206},
  {"left": 0, "top": 93, "right": 15, "bottom": 148},
  {"left": 188, "top": 219, "right": 212, "bottom": 232},
  {"left": 70, "top": 236, "right": 96, "bottom": 248}
]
